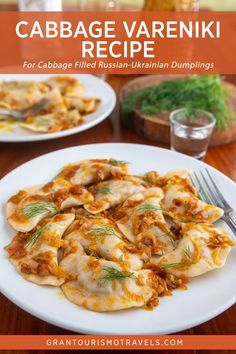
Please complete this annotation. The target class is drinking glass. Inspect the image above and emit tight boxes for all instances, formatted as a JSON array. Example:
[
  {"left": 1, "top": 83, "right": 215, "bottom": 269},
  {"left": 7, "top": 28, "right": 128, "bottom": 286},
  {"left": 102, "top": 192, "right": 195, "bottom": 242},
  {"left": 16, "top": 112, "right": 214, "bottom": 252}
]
[
  {"left": 18, "top": 0, "right": 62, "bottom": 11},
  {"left": 170, "top": 108, "right": 216, "bottom": 160}
]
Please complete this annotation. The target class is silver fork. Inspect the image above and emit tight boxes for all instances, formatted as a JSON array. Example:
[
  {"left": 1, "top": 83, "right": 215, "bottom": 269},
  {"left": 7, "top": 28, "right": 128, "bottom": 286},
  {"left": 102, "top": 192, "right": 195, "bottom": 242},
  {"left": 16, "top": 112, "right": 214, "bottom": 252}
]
[
  {"left": 190, "top": 169, "right": 236, "bottom": 235},
  {"left": 0, "top": 98, "right": 50, "bottom": 120}
]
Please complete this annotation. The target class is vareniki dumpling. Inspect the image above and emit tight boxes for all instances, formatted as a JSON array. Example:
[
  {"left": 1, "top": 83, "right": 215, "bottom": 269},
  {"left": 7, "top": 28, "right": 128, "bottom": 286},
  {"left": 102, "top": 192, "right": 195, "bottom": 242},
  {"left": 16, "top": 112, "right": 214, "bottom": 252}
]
[
  {"left": 84, "top": 178, "right": 146, "bottom": 214},
  {"left": 5, "top": 213, "right": 75, "bottom": 286},
  {"left": 63, "top": 215, "right": 143, "bottom": 270},
  {"left": 60, "top": 242, "right": 158, "bottom": 312},
  {"left": 161, "top": 169, "right": 224, "bottom": 223},
  {"left": 55, "top": 159, "right": 129, "bottom": 186},
  {"left": 7, "top": 184, "right": 93, "bottom": 232},
  {"left": 116, "top": 188, "right": 176, "bottom": 257},
  {"left": 157, "top": 223, "right": 234, "bottom": 277}
]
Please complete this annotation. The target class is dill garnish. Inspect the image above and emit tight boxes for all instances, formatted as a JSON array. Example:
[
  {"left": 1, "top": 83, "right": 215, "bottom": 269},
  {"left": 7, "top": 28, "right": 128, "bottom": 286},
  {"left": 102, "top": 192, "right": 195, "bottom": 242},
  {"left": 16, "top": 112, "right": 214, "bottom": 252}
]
[
  {"left": 109, "top": 159, "right": 129, "bottom": 166},
  {"left": 183, "top": 245, "right": 193, "bottom": 259},
  {"left": 164, "top": 232, "right": 177, "bottom": 248},
  {"left": 35, "top": 118, "right": 51, "bottom": 127},
  {"left": 160, "top": 262, "right": 187, "bottom": 270},
  {"left": 25, "top": 225, "right": 49, "bottom": 249},
  {"left": 22, "top": 201, "right": 58, "bottom": 219},
  {"left": 135, "top": 203, "right": 164, "bottom": 213},
  {"left": 102, "top": 266, "right": 136, "bottom": 281},
  {"left": 118, "top": 255, "right": 124, "bottom": 263},
  {"left": 98, "top": 186, "right": 113, "bottom": 195},
  {"left": 85, "top": 225, "right": 122, "bottom": 239}
]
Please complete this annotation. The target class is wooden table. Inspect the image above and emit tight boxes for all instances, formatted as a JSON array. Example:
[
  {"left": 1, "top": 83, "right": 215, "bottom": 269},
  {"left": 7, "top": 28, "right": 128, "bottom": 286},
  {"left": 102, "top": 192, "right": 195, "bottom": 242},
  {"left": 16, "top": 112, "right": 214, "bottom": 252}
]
[{"left": 0, "top": 74, "right": 236, "bottom": 353}]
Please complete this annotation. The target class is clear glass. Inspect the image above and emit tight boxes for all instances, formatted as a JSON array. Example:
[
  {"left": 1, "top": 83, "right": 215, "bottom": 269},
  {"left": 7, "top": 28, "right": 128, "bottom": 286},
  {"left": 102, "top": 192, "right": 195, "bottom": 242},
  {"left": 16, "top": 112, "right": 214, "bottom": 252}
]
[
  {"left": 18, "top": 0, "right": 62, "bottom": 11},
  {"left": 170, "top": 108, "right": 216, "bottom": 160}
]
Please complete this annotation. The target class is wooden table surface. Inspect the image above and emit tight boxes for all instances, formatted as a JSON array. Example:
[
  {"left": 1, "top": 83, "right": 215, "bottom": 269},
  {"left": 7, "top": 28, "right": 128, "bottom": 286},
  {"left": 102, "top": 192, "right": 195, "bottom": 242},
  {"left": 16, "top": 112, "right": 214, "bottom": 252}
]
[{"left": 0, "top": 73, "right": 236, "bottom": 353}]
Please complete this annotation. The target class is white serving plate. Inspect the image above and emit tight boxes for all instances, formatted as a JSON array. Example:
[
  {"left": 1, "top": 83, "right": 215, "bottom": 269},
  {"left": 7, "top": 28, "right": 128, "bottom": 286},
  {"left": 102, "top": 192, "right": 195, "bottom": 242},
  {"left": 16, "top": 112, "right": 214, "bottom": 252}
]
[{"left": 0, "top": 143, "right": 235, "bottom": 334}]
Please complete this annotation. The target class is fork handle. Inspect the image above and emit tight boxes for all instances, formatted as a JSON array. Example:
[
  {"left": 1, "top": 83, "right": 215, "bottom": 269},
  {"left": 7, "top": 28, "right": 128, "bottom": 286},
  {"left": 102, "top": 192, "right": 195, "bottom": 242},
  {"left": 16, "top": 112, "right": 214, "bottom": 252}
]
[
  {"left": 0, "top": 109, "right": 16, "bottom": 118},
  {"left": 225, "top": 214, "right": 236, "bottom": 229},
  {"left": 222, "top": 215, "right": 236, "bottom": 236},
  {"left": 0, "top": 108, "right": 24, "bottom": 120}
]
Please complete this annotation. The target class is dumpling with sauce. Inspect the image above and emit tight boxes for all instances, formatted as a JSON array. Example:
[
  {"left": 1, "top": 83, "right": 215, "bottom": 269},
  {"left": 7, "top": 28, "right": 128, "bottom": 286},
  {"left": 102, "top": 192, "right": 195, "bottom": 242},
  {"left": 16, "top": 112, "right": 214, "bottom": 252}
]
[
  {"left": 160, "top": 169, "right": 224, "bottom": 223},
  {"left": 116, "top": 188, "right": 176, "bottom": 257},
  {"left": 55, "top": 159, "right": 129, "bottom": 186},
  {"left": 6, "top": 184, "right": 93, "bottom": 232},
  {"left": 156, "top": 223, "right": 234, "bottom": 277},
  {"left": 84, "top": 177, "right": 146, "bottom": 214},
  {"left": 63, "top": 215, "right": 143, "bottom": 271},
  {"left": 60, "top": 242, "right": 159, "bottom": 312},
  {"left": 5, "top": 213, "right": 75, "bottom": 286}
]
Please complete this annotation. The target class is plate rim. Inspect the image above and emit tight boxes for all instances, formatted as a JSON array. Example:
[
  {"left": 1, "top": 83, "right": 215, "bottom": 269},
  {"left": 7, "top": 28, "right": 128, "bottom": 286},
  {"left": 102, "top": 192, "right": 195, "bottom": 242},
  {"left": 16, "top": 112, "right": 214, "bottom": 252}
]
[
  {"left": 0, "top": 74, "right": 116, "bottom": 143},
  {"left": 0, "top": 142, "right": 235, "bottom": 335}
]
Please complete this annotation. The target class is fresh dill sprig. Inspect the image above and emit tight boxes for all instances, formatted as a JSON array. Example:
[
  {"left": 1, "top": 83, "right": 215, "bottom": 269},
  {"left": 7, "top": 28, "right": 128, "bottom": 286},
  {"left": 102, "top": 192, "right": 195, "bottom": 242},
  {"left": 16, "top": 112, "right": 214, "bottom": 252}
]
[
  {"left": 135, "top": 203, "right": 164, "bottom": 213},
  {"left": 118, "top": 255, "right": 124, "bottom": 264},
  {"left": 22, "top": 201, "right": 58, "bottom": 219},
  {"left": 109, "top": 159, "right": 130, "bottom": 166},
  {"left": 160, "top": 262, "right": 187, "bottom": 270},
  {"left": 102, "top": 266, "right": 136, "bottom": 281},
  {"left": 164, "top": 232, "right": 177, "bottom": 248},
  {"left": 183, "top": 245, "right": 193, "bottom": 259},
  {"left": 25, "top": 225, "right": 49, "bottom": 249},
  {"left": 98, "top": 186, "right": 113, "bottom": 195},
  {"left": 85, "top": 225, "right": 122, "bottom": 239},
  {"left": 35, "top": 118, "right": 51, "bottom": 127}
]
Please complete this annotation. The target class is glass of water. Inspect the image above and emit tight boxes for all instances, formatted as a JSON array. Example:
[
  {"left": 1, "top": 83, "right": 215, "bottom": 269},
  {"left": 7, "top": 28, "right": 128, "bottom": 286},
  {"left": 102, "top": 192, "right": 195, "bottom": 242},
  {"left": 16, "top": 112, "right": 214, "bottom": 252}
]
[{"left": 170, "top": 108, "right": 216, "bottom": 160}]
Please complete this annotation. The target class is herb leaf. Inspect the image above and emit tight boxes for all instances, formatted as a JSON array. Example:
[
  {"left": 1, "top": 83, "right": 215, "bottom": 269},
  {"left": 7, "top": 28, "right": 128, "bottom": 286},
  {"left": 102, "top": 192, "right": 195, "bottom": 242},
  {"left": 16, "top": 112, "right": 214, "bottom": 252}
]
[
  {"left": 22, "top": 201, "right": 58, "bottom": 219},
  {"left": 25, "top": 224, "right": 49, "bottom": 249},
  {"left": 118, "top": 255, "right": 124, "bottom": 263},
  {"left": 164, "top": 232, "right": 177, "bottom": 248},
  {"left": 102, "top": 266, "right": 136, "bottom": 281},
  {"left": 98, "top": 186, "right": 113, "bottom": 195},
  {"left": 85, "top": 225, "right": 122, "bottom": 239},
  {"left": 183, "top": 245, "right": 193, "bottom": 259},
  {"left": 160, "top": 262, "right": 187, "bottom": 270},
  {"left": 135, "top": 203, "right": 164, "bottom": 213},
  {"left": 35, "top": 118, "right": 51, "bottom": 127},
  {"left": 109, "top": 159, "right": 129, "bottom": 166}
]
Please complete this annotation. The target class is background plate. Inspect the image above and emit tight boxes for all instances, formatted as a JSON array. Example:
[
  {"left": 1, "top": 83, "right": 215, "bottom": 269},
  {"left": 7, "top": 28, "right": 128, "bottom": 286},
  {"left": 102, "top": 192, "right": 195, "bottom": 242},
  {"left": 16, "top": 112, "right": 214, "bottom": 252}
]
[
  {"left": 0, "top": 74, "right": 116, "bottom": 142},
  {"left": 0, "top": 143, "right": 235, "bottom": 334}
]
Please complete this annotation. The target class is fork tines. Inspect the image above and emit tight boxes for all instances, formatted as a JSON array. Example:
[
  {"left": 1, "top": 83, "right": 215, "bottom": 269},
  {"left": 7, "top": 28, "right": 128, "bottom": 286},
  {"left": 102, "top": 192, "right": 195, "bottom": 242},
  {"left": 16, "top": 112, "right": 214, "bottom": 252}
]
[{"left": 190, "top": 168, "right": 236, "bottom": 232}]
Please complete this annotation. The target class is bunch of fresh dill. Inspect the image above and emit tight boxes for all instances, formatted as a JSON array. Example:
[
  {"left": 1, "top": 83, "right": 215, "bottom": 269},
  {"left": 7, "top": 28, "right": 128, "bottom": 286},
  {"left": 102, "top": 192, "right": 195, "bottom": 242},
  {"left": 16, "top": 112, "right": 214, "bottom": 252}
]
[{"left": 122, "top": 75, "right": 231, "bottom": 129}]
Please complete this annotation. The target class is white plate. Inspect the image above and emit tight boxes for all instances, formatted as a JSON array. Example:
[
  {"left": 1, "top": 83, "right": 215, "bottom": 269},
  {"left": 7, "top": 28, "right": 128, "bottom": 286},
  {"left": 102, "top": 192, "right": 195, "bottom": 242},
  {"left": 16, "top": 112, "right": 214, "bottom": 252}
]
[
  {"left": 0, "top": 74, "right": 116, "bottom": 142},
  {"left": 0, "top": 143, "right": 235, "bottom": 335}
]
